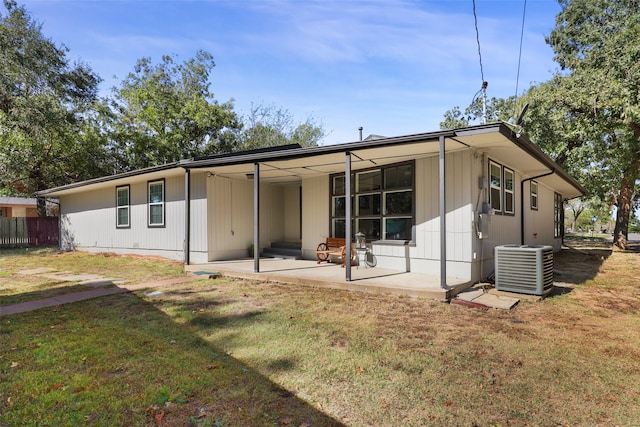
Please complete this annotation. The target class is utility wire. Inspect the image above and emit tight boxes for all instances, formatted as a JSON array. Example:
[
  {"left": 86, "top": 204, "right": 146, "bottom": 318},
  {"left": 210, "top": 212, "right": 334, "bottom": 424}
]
[
  {"left": 514, "top": 0, "right": 527, "bottom": 106},
  {"left": 472, "top": 0, "right": 485, "bottom": 86}
]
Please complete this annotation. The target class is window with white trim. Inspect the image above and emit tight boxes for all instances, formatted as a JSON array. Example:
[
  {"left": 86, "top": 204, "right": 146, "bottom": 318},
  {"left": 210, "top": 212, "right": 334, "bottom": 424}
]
[
  {"left": 504, "top": 167, "right": 514, "bottom": 215},
  {"left": 330, "top": 161, "right": 414, "bottom": 241},
  {"left": 148, "top": 180, "right": 165, "bottom": 227},
  {"left": 530, "top": 181, "right": 539, "bottom": 210},
  {"left": 489, "top": 161, "right": 502, "bottom": 212},
  {"left": 116, "top": 185, "right": 130, "bottom": 228}
]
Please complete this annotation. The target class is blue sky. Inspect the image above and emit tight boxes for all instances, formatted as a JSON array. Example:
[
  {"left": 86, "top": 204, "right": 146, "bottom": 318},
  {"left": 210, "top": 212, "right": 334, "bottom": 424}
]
[{"left": 21, "top": 0, "right": 562, "bottom": 145}]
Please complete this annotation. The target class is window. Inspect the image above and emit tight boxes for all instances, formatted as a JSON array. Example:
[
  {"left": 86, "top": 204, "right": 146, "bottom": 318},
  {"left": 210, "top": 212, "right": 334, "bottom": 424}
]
[
  {"left": 148, "top": 180, "right": 165, "bottom": 227},
  {"left": 504, "top": 168, "right": 514, "bottom": 215},
  {"left": 489, "top": 161, "right": 502, "bottom": 212},
  {"left": 330, "top": 161, "right": 414, "bottom": 241},
  {"left": 554, "top": 192, "right": 563, "bottom": 238},
  {"left": 530, "top": 181, "right": 538, "bottom": 210},
  {"left": 116, "top": 185, "right": 130, "bottom": 228}
]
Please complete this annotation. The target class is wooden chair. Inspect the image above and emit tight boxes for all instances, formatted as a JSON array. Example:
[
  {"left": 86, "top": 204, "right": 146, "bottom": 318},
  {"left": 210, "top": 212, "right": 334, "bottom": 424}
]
[{"left": 316, "top": 237, "right": 356, "bottom": 267}]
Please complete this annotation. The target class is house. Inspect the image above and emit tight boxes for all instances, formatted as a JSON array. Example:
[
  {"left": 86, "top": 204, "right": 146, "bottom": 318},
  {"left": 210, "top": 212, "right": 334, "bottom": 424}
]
[
  {"left": 37, "top": 123, "right": 585, "bottom": 286},
  {"left": 0, "top": 197, "right": 38, "bottom": 218}
]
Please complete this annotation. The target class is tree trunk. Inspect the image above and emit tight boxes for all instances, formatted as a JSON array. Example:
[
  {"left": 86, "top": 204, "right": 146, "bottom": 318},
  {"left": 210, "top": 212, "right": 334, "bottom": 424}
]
[
  {"left": 36, "top": 197, "right": 47, "bottom": 217},
  {"left": 613, "top": 177, "right": 634, "bottom": 250}
]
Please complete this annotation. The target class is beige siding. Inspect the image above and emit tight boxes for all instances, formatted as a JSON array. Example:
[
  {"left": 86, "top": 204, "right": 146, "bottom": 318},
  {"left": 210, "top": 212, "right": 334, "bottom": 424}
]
[
  {"left": 523, "top": 182, "right": 560, "bottom": 250},
  {"left": 389, "top": 151, "right": 474, "bottom": 279},
  {"left": 283, "top": 184, "right": 301, "bottom": 242},
  {"left": 206, "top": 176, "right": 285, "bottom": 261},
  {"left": 301, "top": 176, "right": 329, "bottom": 260},
  {"left": 189, "top": 171, "right": 208, "bottom": 262},
  {"left": 261, "top": 184, "right": 285, "bottom": 246},
  {"left": 207, "top": 176, "right": 250, "bottom": 260}
]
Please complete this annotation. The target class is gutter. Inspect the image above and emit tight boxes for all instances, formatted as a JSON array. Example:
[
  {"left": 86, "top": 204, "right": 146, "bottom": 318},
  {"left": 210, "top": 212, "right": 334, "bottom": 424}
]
[
  {"left": 520, "top": 169, "right": 555, "bottom": 245},
  {"left": 180, "top": 128, "right": 459, "bottom": 170}
]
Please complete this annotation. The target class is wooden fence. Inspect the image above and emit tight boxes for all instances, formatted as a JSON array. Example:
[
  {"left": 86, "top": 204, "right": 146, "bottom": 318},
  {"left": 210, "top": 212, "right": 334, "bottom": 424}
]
[{"left": 0, "top": 217, "right": 59, "bottom": 248}]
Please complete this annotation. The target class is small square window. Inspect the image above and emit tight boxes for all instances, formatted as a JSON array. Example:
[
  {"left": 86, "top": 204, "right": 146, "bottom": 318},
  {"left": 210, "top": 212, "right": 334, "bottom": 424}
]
[{"left": 531, "top": 181, "right": 539, "bottom": 210}]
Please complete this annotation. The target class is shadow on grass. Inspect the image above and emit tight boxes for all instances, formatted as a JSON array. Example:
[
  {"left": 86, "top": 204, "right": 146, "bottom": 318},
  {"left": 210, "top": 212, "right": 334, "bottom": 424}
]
[
  {"left": 554, "top": 238, "right": 613, "bottom": 286},
  {"left": 0, "top": 291, "right": 344, "bottom": 426},
  {"left": 0, "top": 282, "right": 112, "bottom": 306},
  {"left": 188, "top": 310, "right": 264, "bottom": 328}
]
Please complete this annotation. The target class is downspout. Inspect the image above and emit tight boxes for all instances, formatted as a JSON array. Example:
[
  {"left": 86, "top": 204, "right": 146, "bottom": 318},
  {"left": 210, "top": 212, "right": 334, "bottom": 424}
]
[
  {"left": 520, "top": 169, "right": 555, "bottom": 245},
  {"left": 254, "top": 163, "right": 260, "bottom": 273},
  {"left": 184, "top": 169, "right": 191, "bottom": 265},
  {"left": 439, "top": 135, "right": 447, "bottom": 289},
  {"left": 345, "top": 151, "right": 352, "bottom": 281}
]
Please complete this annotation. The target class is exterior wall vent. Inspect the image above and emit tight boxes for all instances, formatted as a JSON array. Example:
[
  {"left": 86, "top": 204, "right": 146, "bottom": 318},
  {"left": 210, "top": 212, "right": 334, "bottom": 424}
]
[{"left": 494, "top": 245, "right": 553, "bottom": 296}]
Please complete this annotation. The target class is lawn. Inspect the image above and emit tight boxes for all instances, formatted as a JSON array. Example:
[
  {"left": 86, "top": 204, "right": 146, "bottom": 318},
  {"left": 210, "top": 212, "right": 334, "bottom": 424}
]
[{"left": 1, "top": 242, "right": 639, "bottom": 426}]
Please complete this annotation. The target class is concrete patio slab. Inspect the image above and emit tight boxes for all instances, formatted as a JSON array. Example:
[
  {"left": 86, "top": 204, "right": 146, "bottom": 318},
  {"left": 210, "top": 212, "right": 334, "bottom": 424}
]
[{"left": 185, "top": 258, "right": 473, "bottom": 301}]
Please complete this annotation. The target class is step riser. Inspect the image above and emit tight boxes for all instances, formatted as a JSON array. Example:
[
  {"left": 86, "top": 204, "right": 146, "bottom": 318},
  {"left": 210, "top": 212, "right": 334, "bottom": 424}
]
[{"left": 270, "top": 242, "right": 302, "bottom": 250}]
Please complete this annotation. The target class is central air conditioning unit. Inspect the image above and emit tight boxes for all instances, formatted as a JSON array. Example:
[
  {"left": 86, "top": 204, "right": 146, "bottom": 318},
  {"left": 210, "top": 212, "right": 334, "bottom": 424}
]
[{"left": 494, "top": 245, "right": 554, "bottom": 296}]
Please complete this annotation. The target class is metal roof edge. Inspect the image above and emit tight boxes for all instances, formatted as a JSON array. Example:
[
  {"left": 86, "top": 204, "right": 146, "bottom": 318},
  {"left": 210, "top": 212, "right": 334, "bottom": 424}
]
[
  {"left": 485, "top": 124, "right": 587, "bottom": 197},
  {"left": 36, "top": 162, "right": 182, "bottom": 196},
  {"left": 181, "top": 128, "right": 459, "bottom": 169}
]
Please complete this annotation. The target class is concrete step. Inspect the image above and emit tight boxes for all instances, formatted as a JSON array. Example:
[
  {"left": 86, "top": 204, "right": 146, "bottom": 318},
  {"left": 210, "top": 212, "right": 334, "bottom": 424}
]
[
  {"left": 270, "top": 241, "right": 302, "bottom": 250},
  {"left": 261, "top": 242, "right": 302, "bottom": 259},
  {"left": 261, "top": 247, "right": 302, "bottom": 260}
]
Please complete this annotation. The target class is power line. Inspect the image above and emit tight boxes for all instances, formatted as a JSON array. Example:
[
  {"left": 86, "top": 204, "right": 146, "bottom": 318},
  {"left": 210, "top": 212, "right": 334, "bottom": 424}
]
[
  {"left": 514, "top": 0, "right": 527, "bottom": 103},
  {"left": 471, "top": 0, "right": 488, "bottom": 123},
  {"left": 471, "top": 0, "right": 485, "bottom": 86}
]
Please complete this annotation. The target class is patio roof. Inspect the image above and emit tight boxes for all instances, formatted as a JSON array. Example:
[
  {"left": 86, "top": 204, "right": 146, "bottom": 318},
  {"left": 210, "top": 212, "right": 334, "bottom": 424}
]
[
  {"left": 37, "top": 123, "right": 585, "bottom": 200},
  {"left": 181, "top": 123, "right": 585, "bottom": 199}
]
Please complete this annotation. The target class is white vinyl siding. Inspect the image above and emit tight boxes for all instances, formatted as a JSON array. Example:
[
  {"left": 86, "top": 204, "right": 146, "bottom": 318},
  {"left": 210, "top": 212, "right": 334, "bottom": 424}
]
[
  {"left": 301, "top": 175, "right": 330, "bottom": 260},
  {"left": 58, "top": 174, "right": 185, "bottom": 260},
  {"left": 206, "top": 176, "right": 286, "bottom": 261}
]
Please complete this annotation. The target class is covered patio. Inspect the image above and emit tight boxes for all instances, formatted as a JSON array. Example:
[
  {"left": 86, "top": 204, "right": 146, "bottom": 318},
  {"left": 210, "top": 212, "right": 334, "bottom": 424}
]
[{"left": 184, "top": 257, "right": 472, "bottom": 301}]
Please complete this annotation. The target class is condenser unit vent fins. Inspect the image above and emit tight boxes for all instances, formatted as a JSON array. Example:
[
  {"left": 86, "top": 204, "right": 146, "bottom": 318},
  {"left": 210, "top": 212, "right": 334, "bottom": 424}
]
[{"left": 494, "top": 245, "right": 553, "bottom": 296}]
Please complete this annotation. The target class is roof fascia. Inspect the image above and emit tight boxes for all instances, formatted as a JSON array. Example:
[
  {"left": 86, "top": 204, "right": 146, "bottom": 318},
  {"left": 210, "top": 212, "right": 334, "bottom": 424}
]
[
  {"left": 456, "top": 123, "right": 587, "bottom": 197},
  {"left": 36, "top": 162, "right": 181, "bottom": 196},
  {"left": 181, "top": 129, "right": 459, "bottom": 170}
]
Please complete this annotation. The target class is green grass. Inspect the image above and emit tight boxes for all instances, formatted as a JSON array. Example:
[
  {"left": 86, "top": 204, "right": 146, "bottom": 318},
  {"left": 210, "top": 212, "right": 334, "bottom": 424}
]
[
  {"left": 0, "top": 248, "right": 185, "bottom": 305},
  {"left": 2, "top": 246, "right": 640, "bottom": 425}
]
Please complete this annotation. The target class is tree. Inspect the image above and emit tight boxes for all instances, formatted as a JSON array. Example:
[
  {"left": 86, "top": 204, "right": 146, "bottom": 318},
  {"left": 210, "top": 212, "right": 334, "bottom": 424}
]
[
  {"left": 540, "top": 0, "right": 640, "bottom": 249},
  {"left": 238, "top": 103, "right": 326, "bottom": 150},
  {"left": 440, "top": 96, "right": 520, "bottom": 130},
  {"left": 0, "top": 0, "right": 103, "bottom": 215},
  {"left": 565, "top": 198, "right": 587, "bottom": 232},
  {"left": 106, "top": 51, "right": 241, "bottom": 171}
]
